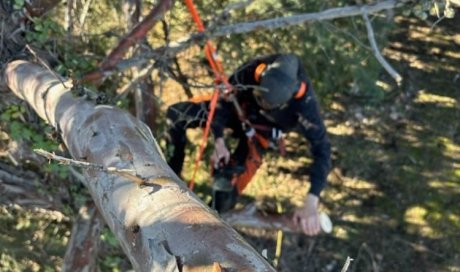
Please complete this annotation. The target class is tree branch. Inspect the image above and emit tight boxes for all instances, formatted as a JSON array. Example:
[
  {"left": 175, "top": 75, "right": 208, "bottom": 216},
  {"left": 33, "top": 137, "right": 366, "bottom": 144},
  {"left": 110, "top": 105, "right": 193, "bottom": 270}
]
[
  {"left": 87, "top": 0, "right": 407, "bottom": 82},
  {"left": 35, "top": 148, "right": 162, "bottom": 187},
  {"left": 80, "top": 0, "right": 173, "bottom": 84},
  {"left": 212, "top": 0, "right": 403, "bottom": 36},
  {"left": 5, "top": 60, "right": 274, "bottom": 271},
  {"left": 362, "top": 11, "right": 402, "bottom": 85},
  {"left": 221, "top": 204, "right": 301, "bottom": 233}
]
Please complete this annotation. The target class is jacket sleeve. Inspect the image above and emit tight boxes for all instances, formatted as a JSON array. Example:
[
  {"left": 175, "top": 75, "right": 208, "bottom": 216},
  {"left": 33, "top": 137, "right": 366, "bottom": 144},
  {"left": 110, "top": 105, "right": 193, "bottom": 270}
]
[
  {"left": 296, "top": 62, "right": 331, "bottom": 197},
  {"left": 296, "top": 93, "right": 331, "bottom": 196}
]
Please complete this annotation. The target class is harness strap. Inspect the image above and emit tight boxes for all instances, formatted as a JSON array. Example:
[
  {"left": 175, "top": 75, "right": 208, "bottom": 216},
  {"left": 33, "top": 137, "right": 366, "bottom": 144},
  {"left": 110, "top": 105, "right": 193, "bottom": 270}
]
[
  {"left": 188, "top": 93, "right": 214, "bottom": 103},
  {"left": 185, "top": 0, "right": 233, "bottom": 191}
]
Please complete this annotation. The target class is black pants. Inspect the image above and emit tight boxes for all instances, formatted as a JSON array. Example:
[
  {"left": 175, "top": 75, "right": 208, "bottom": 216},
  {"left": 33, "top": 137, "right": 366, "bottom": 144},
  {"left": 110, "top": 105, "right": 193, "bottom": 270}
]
[{"left": 165, "top": 101, "right": 250, "bottom": 176}]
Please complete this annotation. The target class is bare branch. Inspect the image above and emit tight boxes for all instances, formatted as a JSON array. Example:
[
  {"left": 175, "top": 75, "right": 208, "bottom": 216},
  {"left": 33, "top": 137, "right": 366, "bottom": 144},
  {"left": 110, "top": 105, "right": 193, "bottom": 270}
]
[
  {"left": 94, "top": 0, "right": 407, "bottom": 80},
  {"left": 212, "top": 0, "right": 403, "bottom": 36},
  {"left": 80, "top": 0, "right": 173, "bottom": 84},
  {"left": 362, "top": 12, "right": 402, "bottom": 85},
  {"left": 116, "top": 63, "right": 155, "bottom": 101},
  {"left": 221, "top": 204, "right": 302, "bottom": 233},
  {"left": 34, "top": 149, "right": 148, "bottom": 186}
]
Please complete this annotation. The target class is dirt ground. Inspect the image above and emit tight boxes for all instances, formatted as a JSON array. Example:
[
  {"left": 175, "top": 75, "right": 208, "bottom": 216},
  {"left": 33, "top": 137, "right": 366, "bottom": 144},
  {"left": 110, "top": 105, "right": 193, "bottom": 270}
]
[
  {"left": 229, "top": 15, "right": 460, "bottom": 272},
  {"left": 0, "top": 10, "right": 459, "bottom": 272}
]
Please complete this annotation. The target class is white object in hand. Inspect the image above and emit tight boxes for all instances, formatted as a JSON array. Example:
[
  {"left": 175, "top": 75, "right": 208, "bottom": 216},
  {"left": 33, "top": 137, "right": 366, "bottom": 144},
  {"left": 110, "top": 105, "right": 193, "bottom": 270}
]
[{"left": 319, "top": 212, "right": 333, "bottom": 233}]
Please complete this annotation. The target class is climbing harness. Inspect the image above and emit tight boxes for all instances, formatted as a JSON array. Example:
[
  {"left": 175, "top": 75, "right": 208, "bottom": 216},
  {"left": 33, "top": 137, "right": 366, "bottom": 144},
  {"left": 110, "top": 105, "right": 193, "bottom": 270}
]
[{"left": 183, "top": 1, "right": 304, "bottom": 193}]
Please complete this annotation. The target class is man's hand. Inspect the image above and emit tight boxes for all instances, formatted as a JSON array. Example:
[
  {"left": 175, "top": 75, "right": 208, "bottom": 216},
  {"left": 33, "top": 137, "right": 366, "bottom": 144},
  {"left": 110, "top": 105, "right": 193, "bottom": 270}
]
[
  {"left": 293, "top": 193, "right": 321, "bottom": 236},
  {"left": 211, "top": 137, "right": 230, "bottom": 168}
]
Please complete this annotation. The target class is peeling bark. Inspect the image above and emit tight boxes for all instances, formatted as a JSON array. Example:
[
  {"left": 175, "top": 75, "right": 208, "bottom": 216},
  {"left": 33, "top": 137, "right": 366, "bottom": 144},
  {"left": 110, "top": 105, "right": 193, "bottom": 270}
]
[{"left": 4, "top": 60, "right": 275, "bottom": 271}]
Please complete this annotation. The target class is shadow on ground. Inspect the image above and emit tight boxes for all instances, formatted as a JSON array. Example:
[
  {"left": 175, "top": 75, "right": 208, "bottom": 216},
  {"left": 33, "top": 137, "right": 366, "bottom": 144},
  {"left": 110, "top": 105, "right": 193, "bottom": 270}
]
[{"left": 236, "top": 14, "right": 460, "bottom": 272}]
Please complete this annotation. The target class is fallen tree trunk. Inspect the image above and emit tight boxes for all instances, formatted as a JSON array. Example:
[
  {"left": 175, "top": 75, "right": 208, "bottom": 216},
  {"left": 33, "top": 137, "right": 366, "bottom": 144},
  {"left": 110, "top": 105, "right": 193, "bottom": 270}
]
[{"left": 4, "top": 60, "right": 274, "bottom": 271}]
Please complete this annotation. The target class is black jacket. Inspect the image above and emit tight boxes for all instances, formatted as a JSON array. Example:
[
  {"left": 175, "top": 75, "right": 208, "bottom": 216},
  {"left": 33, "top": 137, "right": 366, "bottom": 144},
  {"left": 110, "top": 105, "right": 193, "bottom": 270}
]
[{"left": 211, "top": 54, "right": 331, "bottom": 196}]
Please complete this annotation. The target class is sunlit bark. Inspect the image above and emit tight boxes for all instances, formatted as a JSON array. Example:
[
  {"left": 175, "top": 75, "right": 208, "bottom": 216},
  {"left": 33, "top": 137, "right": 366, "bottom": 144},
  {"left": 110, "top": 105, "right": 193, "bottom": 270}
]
[{"left": 5, "top": 60, "right": 274, "bottom": 271}]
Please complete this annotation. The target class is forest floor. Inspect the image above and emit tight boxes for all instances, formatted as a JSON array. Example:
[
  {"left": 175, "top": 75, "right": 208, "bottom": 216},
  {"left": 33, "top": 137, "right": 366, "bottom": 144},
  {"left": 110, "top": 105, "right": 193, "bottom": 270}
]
[
  {"left": 229, "top": 14, "right": 460, "bottom": 272},
  {"left": 1, "top": 11, "right": 459, "bottom": 272}
]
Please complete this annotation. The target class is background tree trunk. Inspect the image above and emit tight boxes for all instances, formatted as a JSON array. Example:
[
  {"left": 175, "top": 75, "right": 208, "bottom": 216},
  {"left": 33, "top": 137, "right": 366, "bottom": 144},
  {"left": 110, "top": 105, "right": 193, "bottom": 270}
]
[
  {"left": 4, "top": 60, "right": 274, "bottom": 272},
  {"left": 62, "top": 202, "right": 104, "bottom": 272}
]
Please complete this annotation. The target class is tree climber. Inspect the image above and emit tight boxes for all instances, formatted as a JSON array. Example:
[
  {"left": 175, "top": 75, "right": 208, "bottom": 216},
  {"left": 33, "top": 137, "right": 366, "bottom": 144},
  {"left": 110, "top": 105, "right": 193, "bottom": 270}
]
[{"left": 165, "top": 53, "right": 331, "bottom": 236}]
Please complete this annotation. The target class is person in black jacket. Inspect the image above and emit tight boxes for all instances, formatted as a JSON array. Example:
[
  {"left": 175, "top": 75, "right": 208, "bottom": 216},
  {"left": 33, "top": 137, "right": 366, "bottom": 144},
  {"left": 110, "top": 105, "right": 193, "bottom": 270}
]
[{"left": 165, "top": 54, "right": 331, "bottom": 236}]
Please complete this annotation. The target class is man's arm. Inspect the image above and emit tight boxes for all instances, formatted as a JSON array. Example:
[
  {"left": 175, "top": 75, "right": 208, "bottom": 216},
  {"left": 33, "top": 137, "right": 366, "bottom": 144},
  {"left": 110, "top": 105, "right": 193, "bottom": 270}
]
[
  {"left": 292, "top": 59, "right": 331, "bottom": 234},
  {"left": 296, "top": 63, "right": 332, "bottom": 197},
  {"left": 293, "top": 92, "right": 331, "bottom": 235}
]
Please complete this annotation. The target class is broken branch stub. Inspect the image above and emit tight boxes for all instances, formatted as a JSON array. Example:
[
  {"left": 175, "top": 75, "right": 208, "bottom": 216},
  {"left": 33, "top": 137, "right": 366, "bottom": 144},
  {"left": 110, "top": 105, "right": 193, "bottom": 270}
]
[{"left": 4, "top": 60, "right": 274, "bottom": 271}]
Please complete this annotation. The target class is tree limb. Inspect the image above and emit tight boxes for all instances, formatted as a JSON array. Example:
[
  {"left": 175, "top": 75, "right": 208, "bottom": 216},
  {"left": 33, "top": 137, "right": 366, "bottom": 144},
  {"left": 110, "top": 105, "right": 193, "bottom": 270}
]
[
  {"left": 5, "top": 60, "right": 274, "bottom": 271},
  {"left": 362, "top": 11, "right": 402, "bottom": 85},
  {"left": 212, "top": 0, "right": 403, "bottom": 36},
  {"left": 80, "top": 0, "right": 173, "bottom": 84},
  {"left": 221, "top": 204, "right": 302, "bottom": 233}
]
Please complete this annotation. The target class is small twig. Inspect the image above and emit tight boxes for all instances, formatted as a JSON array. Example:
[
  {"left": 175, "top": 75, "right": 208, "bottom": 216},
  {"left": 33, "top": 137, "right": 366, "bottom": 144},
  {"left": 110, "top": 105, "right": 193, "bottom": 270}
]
[
  {"left": 430, "top": 15, "right": 446, "bottom": 32},
  {"left": 34, "top": 149, "right": 175, "bottom": 188},
  {"left": 340, "top": 256, "right": 354, "bottom": 272},
  {"left": 68, "top": 166, "right": 88, "bottom": 186},
  {"left": 25, "top": 44, "right": 72, "bottom": 89},
  {"left": 362, "top": 11, "right": 402, "bottom": 85},
  {"left": 214, "top": 0, "right": 402, "bottom": 36},
  {"left": 115, "top": 60, "right": 156, "bottom": 101},
  {"left": 34, "top": 148, "right": 144, "bottom": 185}
]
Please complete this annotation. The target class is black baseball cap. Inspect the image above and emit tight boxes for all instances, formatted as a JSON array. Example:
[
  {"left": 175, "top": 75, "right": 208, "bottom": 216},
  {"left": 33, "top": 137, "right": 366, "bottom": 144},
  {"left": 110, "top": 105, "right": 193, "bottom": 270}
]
[{"left": 255, "top": 54, "right": 300, "bottom": 109}]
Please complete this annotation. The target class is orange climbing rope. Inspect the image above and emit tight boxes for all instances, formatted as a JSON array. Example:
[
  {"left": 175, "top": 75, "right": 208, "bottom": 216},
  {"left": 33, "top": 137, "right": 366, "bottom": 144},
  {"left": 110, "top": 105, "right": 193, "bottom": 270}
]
[{"left": 184, "top": 0, "right": 233, "bottom": 191}]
